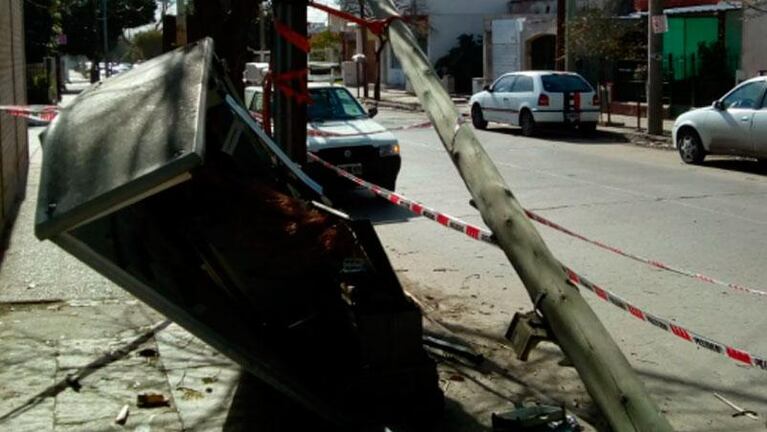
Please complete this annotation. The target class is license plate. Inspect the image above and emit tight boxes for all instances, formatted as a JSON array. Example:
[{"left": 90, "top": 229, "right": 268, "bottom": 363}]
[
  {"left": 338, "top": 163, "right": 363, "bottom": 175},
  {"left": 567, "top": 112, "right": 580, "bottom": 122}
]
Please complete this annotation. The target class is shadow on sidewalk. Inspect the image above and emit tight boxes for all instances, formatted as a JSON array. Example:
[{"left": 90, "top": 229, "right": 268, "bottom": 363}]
[
  {"left": 223, "top": 372, "right": 490, "bottom": 432},
  {"left": 700, "top": 158, "right": 767, "bottom": 176}
]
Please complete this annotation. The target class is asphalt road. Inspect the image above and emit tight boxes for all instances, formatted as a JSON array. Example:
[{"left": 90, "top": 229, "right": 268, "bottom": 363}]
[{"left": 339, "top": 108, "right": 767, "bottom": 431}]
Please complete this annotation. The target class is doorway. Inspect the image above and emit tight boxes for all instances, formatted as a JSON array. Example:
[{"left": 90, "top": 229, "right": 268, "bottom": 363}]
[{"left": 527, "top": 34, "right": 556, "bottom": 70}]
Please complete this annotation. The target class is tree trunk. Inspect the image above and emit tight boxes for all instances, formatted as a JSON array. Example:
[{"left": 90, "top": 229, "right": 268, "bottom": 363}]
[
  {"left": 365, "top": 0, "right": 674, "bottom": 430},
  {"left": 374, "top": 38, "right": 387, "bottom": 101},
  {"left": 90, "top": 59, "right": 100, "bottom": 83},
  {"left": 188, "top": 0, "right": 259, "bottom": 96}
]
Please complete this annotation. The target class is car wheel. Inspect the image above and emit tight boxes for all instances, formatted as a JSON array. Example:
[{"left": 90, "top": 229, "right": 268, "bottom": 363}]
[
  {"left": 520, "top": 110, "right": 536, "bottom": 137},
  {"left": 677, "top": 128, "right": 705, "bottom": 164},
  {"left": 471, "top": 104, "right": 487, "bottom": 130},
  {"left": 379, "top": 175, "right": 396, "bottom": 191},
  {"left": 580, "top": 122, "right": 597, "bottom": 135}
]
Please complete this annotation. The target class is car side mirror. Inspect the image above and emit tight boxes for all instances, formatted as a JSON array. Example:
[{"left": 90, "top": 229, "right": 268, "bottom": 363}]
[
  {"left": 368, "top": 106, "right": 378, "bottom": 118},
  {"left": 483, "top": 84, "right": 492, "bottom": 92},
  {"left": 713, "top": 100, "right": 725, "bottom": 110}
]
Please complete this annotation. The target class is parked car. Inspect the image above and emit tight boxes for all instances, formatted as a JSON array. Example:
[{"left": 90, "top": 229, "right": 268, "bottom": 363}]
[
  {"left": 673, "top": 76, "right": 767, "bottom": 165},
  {"left": 469, "top": 71, "right": 600, "bottom": 136},
  {"left": 245, "top": 83, "right": 401, "bottom": 190}
]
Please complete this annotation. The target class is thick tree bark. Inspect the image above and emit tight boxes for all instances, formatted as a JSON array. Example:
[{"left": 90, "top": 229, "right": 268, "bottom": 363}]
[{"left": 365, "top": 0, "right": 674, "bottom": 430}]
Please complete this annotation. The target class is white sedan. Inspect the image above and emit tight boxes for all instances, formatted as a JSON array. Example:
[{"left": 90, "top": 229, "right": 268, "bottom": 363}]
[
  {"left": 469, "top": 71, "right": 600, "bottom": 136},
  {"left": 673, "top": 76, "right": 767, "bottom": 164}
]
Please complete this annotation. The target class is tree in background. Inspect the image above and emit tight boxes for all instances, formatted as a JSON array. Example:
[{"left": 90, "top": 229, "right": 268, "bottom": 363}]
[
  {"left": 60, "top": 0, "right": 156, "bottom": 82},
  {"left": 434, "top": 34, "right": 482, "bottom": 94},
  {"left": 337, "top": 0, "right": 428, "bottom": 100},
  {"left": 310, "top": 30, "right": 342, "bottom": 62},
  {"left": 187, "top": 0, "right": 260, "bottom": 95},
  {"left": 129, "top": 29, "right": 163, "bottom": 62},
  {"left": 24, "top": 0, "right": 63, "bottom": 63},
  {"left": 569, "top": 7, "right": 644, "bottom": 83}
]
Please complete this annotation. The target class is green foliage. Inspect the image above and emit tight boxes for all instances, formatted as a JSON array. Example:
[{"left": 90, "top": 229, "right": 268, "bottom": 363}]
[
  {"left": 311, "top": 30, "right": 342, "bottom": 51},
  {"left": 310, "top": 30, "right": 341, "bottom": 61},
  {"left": 434, "top": 34, "right": 482, "bottom": 94},
  {"left": 59, "top": 0, "right": 156, "bottom": 59},
  {"left": 24, "top": 0, "right": 61, "bottom": 62},
  {"left": 27, "top": 70, "right": 51, "bottom": 104},
  {"left": 129, "top": 29, "right": 163, "bottom": 61},
  {"left": 570, "top": 9, "right": 644, "bottom": 62}
]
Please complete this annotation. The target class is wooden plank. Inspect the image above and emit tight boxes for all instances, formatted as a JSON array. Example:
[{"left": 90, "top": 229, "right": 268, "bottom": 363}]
[{"left": 365, "top": 1, "right": 674, "bottom": 430}]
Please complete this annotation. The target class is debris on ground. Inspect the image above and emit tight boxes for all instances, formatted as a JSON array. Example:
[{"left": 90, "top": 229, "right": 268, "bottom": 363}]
[
  {"left": 713, "top": 392, "right": 760, "bottom": 421},
  {"left": 137, "top": 348, "right": 159, "bottom": 358},
  {"left": 137, "top": 393, "right": 170, "bottom": 408},
  {"left": 492, "top": 404, "right": 582, "bottom": 431},
  {"left": 114, "top": 404, "right": 130, "bottom": 425},
  {"left": 177, "top": 386, "right": 204, "bottom": 401}
]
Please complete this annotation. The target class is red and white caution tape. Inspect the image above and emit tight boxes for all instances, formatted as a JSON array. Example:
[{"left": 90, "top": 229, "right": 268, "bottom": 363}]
[
  {"left": 307, "top": 120, "right": 433, "bottom": 138},
  {"left": 308, "top": 152, "right": 495, "bottom": 244},
  {"left": 563, "top": 268, "right": 767, "bottom": 370},
  {"left": 309, "top": 153, "right": 767, "bottom": 371},
  {"left": 248, "top": 110, "right": 433, "bottom": 138},
  {"left": 0, "top": 105, "right": 58, "bottom": 123},
  {"left": 524, "top": 210, "right": 767, "bottom": 297}
]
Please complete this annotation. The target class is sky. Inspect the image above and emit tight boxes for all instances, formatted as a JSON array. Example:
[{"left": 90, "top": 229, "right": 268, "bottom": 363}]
[
  {"left": 308, "top": 0, "right": 336, "bottom": 23},
  {"left": 126, "top": 0, "right": 334, "bottom": 37}
]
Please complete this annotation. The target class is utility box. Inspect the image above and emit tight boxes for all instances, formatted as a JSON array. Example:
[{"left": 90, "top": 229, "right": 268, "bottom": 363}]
[
  {"left": 35, "top": 38, "right": 442, "bottom": 428},
  {"left": 342, "top": 60, "right": 359, "bottom": 86}
]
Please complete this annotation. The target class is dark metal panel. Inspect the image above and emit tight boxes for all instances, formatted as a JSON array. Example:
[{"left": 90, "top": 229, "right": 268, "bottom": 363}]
[{"left": 35, "top": 39, "right": 214, "bottom": 240}]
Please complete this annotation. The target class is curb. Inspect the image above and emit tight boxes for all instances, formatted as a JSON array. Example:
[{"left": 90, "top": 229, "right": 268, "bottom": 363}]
[
  {"left": 362, "top": 98, "right": 423, "bottom": 112},
  {"left": 362, "top": 97, "right": 470, "bottom": 113},
  {"left": 366, "top": 99, "right": 675, "bottom": 151},
  {"left": 600, "top": 126, "right": 674, "bottom": 150}
]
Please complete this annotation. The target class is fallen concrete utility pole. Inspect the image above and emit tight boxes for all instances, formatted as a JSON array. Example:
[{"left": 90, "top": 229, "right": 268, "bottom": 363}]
[{"left": 366, "top": 1, "right": 674, "bottom": 430}]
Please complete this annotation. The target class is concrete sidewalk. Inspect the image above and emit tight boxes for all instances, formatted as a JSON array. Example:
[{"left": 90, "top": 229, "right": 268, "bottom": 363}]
[{"left": 0, "top": 92, "right": 247, "bottom": 432}]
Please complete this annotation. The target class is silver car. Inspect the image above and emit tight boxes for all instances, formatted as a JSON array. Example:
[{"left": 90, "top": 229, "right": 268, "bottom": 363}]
[{"left": 673, "top": 77, "right": 767, "bottom": 164}]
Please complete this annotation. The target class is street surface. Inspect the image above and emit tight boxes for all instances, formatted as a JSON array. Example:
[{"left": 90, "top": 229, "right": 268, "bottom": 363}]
[
  {"left": 341, "top": 108, "right": 767, "bottom": 431},
  {"left": 2, "top": 101, "right": 766, "bottom": 431}
]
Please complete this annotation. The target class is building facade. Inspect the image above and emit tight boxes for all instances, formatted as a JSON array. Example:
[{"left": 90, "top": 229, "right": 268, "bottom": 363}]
[
  {"left": 741, "top": 8, "right": 767, "bottom": 78},
  {"left": 383, "top": 0, "right": 510, "bottom": 87},
  {"left": 0, "top": 0, "right": 29, "bottom": 240}
]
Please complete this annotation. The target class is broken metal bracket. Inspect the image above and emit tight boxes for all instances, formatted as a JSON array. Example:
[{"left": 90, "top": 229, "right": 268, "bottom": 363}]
[{"left": 505, "top": 311, "right": 554, "bottom": 361}]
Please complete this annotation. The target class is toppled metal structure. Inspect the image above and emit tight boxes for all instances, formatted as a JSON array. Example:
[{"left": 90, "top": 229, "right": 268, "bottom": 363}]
[{"left": 35, "top": 39, "right": 442, "bottom": 427}]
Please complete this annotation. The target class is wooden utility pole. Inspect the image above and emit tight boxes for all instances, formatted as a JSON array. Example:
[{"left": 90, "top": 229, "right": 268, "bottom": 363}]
[
  {"left": 273, "top": 0, "right": 308, "bottom": 164},
  {"left": 260, "top": 2, "right": 267, "bottom": 62},
  {"left": 564, "top": 0, "right": 576, "bottom": 71},
  {"left": 366, "top": 0, "right": 674, "bottom": 430},
  {"left": 556, "top": 0, "right": 565, "bottom": 71},
  {"left": 647, "top": 0, "right": 664, "bottom": 134}
]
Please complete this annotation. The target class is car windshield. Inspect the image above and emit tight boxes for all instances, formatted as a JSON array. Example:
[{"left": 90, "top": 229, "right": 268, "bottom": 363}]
[
  {"left": 541, "top": 74, "right": 592, "bottom": 93},
  {"left": 308, "top": 87, "right": 367, "bottom": 121}
]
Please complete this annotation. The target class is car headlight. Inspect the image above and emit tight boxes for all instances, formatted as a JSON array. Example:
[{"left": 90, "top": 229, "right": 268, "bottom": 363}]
[{"left": 379, "top": 143, "right": 400, "bottom": 157}]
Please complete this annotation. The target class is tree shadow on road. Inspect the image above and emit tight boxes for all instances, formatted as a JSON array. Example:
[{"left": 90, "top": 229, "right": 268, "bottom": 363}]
[
  {"left": 332, "top": 189, "right": 417, "bottom": 225},
  {"left": 699, "top": 158, "right": 767, "bottom": 176},
  {"left": 483, "top": 126, "right": 630, "bottom": 145}
]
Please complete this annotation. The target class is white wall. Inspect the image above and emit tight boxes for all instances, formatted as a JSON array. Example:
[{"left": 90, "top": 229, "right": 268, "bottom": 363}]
[
  {"left": 426, "top": 0, "right": 509, "bottom": 63},
  {"left": 384, "top": 0, "right": 508, "bottom": 88},
  {"left": 742, "top": 10, "right": 767, "bottom": 78},
  {"left": 427, "top": 0, "right": 508, "bottom": 15},
  {"left": 428, "top": 14, "right": 486, "bottom": 63}
]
